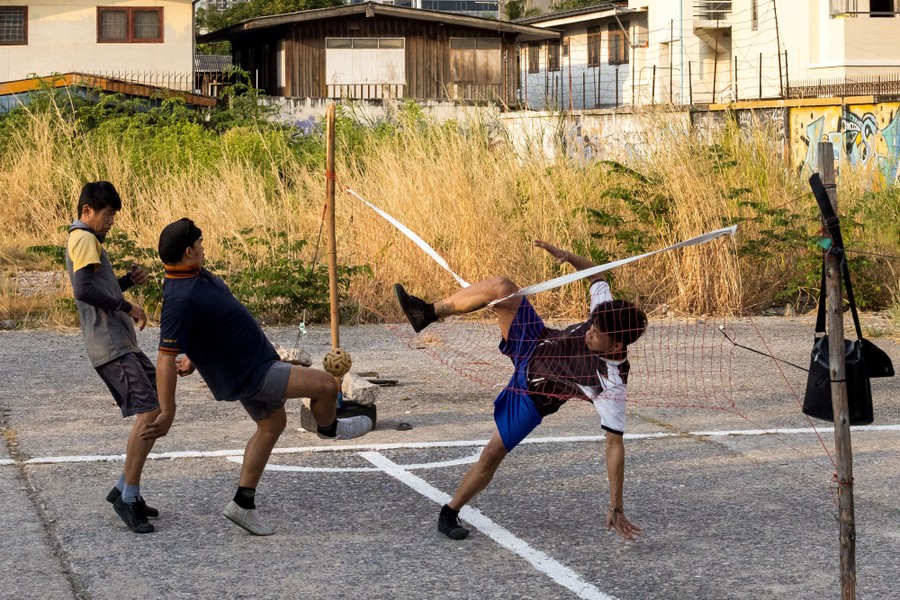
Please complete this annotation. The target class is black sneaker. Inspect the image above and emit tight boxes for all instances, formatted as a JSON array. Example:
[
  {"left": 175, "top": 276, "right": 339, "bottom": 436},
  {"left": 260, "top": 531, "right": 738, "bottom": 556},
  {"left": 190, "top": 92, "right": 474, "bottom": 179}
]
[
  {"left": 438, "top": 504, "right": 469, "bottom": 540},
  {"left": 393, "top": 283, "right": 435, "bottom": 333},
  {"left": 113, "top": 496, "right": 154, "bottom": 534},
  {"left": 106, "top": 486, "right": 159, "bottom": 518}
]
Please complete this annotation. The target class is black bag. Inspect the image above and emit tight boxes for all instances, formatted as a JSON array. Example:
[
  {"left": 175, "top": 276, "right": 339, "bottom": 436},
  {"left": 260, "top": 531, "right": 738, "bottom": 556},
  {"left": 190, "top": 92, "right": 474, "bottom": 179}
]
[
  {"left": 803, "top": 335, "right": 873, "bottom": 425},
  {"left": 802, "top": 175, "right": 894, "bottom": 425}
]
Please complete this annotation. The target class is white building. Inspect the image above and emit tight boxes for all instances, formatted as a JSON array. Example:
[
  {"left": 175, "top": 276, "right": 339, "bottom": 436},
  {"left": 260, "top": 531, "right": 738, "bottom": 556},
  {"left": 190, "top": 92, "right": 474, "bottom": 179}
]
[
  {"left": 0, "top": 1, "right": 196, "bottom": 90},
  {"left": 519, "top": 0, "right": 900, "bottom": 109}
]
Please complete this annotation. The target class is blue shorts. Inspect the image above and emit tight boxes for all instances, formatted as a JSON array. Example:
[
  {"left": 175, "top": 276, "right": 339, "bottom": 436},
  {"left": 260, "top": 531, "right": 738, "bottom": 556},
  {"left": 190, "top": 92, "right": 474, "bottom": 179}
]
[{"left": 494, "top": 298, "right": 545, "bottom": 451}]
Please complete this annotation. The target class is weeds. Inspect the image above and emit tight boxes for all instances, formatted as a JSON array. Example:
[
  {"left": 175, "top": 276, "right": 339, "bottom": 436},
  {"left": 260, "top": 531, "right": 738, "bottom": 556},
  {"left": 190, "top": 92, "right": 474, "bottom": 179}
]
[{"left": 1, "top": 90, "right": 899, "bottom": 325}]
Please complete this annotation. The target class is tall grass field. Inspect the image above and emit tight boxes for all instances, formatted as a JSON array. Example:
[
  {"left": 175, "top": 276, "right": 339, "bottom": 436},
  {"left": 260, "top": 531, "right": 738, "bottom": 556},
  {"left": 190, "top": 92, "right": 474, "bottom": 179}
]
[{"left": 1, "top": 89, "right": 898, "bottom": 329}]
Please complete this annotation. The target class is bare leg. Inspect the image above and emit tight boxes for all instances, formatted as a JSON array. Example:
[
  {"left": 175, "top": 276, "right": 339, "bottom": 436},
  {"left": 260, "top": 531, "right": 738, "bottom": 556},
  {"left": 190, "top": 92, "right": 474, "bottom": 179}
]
[
  {"left": 238, "top": 406, "right": 287, "bottom": 488},
  {"left": 435, "top": 277, "right": 523, "bottom": 340},
  {"left": 283, "top": 366, "right": 340, "bottom": 427},
  {"left": 123, "top": 409, "right": 161, "bottom": 486},
  {"left": 447, "top": 431, "right": 509, "bottom": 510}
]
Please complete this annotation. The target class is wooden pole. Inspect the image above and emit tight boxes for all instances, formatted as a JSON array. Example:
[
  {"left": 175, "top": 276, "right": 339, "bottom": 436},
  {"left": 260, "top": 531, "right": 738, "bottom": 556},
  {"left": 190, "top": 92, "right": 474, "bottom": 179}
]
[
  {"left": 817, "top": 141, "right": 857, "bottom": 600},
  {"left": 567, "top": 44, "right": 573, "bottom": 111},
  {"left": 688, "top": 61, "right": 693, "bottom": 105},
  {"left": 325, "top": 103, "right": 340, "bottom": 350},
  {"left": 759, "top": 52, "right": 763, "bottom": 98},
  {"left": 712, "top": 23, "right": 719, "bottom": 104},
  {"left": 734, "top": 56, "right": 739, "bottom": 101},
  {"left": 773, "top": 0, "right": 784, "bottom": 97},
  {"left": 669, "top": 19, "right": 674, "bottom": 104}
]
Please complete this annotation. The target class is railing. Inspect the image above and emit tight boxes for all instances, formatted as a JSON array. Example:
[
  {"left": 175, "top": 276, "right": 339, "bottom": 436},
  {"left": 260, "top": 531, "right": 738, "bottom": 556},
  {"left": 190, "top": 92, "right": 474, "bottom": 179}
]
[
  {"left": 786, "top": 75, "right": 900, "bottom": 99},
  {"left": 326, "top": 83, "right": 405, "bottom": 100},
  {"left": 694, "top": 0, "right": 732, "bottom": 21},
  {"left": 93, "top": 71, "right": 195, "bottom": 92}
]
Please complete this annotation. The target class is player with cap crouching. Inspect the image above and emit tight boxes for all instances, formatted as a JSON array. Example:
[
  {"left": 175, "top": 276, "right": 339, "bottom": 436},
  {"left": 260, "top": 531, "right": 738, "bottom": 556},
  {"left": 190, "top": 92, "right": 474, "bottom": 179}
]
[{"left": 142, "top": 218, "right": 373, "bottom": 536}]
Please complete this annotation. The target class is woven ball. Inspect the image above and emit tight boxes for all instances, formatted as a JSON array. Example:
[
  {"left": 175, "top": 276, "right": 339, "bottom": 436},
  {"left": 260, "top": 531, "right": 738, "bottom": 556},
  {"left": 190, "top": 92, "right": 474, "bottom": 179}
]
[{"left": 322, "top": 347, "right": 352, "bottom": 377}]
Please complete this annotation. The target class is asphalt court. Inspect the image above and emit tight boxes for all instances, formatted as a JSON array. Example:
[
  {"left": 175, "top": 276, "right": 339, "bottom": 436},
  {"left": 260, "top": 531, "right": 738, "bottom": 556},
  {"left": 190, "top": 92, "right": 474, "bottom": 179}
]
[{"left": 2, "top": 323, "right": 899, "bottom": 599}]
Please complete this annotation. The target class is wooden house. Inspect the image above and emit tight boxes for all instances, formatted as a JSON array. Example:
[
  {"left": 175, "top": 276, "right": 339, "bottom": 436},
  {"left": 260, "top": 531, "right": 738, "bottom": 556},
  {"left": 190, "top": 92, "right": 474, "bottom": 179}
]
[{"left": 197, "top": 2, "right": 559, "bottom": 105}]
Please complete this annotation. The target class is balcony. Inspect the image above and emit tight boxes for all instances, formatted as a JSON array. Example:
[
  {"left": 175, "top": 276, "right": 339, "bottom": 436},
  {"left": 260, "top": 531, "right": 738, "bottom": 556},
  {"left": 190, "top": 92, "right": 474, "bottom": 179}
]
[{"left": 694, "top": 1, "right": 732, "bottom": 22}]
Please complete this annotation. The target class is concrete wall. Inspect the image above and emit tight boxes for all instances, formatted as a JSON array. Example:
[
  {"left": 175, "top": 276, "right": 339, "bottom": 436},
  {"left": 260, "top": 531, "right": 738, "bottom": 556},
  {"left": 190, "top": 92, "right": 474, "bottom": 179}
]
[
  {"left": 0, "top": 1, "right": 194, "bottom": 89},
  {"left": 266, "top": 95, "right": 897, "bottom": 184}
]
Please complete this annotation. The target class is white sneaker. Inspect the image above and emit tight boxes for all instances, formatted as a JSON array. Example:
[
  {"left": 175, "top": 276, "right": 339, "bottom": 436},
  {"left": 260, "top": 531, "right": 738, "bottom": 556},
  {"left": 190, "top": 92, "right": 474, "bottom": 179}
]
[
  {"left": 223, "top": 500, "right": 275, "bottom": 536},
  {"left": 316, "top": 415, "right": 373, "bottom": 440}
]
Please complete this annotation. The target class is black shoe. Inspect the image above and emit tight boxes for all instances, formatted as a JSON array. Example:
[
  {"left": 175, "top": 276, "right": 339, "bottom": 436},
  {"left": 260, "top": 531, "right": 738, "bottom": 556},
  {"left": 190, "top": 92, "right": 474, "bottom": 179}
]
[
  {"left": 113, "top": 496, "right": 154, "bottom": 534},
  {"left": 438, "top": 504, "right": 469, "bottom": 540},
  {"left": 393, "top": 283, "right": 435, "bottom": 333},
  {"left": 106, "top": 486, "right": 159, "bottom": 518}
]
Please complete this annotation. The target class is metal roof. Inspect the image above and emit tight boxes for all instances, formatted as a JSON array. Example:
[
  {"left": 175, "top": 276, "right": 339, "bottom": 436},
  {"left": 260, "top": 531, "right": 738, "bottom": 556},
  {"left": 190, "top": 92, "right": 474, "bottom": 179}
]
[
  {"left": 194, "top": 54, "right": 232, "bottom": 73},
  {"left": 514, "top": 2, "right": 642, "bottom": 27},
  {"left": 197, "top": 2, "right": 560, "bottom": 43}
]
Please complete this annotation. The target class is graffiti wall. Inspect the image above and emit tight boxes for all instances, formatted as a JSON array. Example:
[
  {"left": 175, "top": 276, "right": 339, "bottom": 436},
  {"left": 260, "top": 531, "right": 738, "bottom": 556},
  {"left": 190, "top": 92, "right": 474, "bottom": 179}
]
[{"left": 791, "top": 103, "right": 900, "bottom": 183}]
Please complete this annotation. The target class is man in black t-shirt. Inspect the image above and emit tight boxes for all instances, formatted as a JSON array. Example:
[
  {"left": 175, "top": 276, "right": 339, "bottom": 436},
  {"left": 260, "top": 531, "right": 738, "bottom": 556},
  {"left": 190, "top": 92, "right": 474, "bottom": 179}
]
[{"left": 142, "top": 219, "right": 374, "bottom": 536}]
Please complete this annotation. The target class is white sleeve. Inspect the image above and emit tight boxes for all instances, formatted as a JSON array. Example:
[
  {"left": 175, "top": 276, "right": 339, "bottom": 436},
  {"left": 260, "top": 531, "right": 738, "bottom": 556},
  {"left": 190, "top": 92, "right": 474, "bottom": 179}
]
[
  {"left": 579, "top": 359, "right": 627, "bottom": 435},
  {"left": 589, "top": 280, "right": 613, "bottom": 311},
  {"left": 591, "top": 385, "right": 627, "bottom": 435}
]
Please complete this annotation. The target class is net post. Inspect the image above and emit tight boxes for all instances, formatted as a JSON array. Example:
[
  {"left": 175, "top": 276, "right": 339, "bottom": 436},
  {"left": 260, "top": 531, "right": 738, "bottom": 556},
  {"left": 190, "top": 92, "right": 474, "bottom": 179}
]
[
  {"left": 817, "top": 141, "right": 857, "bottom": 600},
  {"left": 325, "top": 103, "right": 340, "bottom": 350}
]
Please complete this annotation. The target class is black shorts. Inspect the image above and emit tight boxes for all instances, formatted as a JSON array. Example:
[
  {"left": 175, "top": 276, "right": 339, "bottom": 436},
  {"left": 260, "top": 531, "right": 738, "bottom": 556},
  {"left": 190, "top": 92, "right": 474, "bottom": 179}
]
[{"left": 95, "top": 351, "right": 160, "bottom": 417}]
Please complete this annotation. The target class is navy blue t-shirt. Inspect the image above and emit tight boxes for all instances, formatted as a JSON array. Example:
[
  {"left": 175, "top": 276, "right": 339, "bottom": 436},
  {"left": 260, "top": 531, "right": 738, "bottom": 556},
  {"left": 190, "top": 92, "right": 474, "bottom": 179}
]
[{"left": 158, "top": 266, "right": 279, "bottom": 401}]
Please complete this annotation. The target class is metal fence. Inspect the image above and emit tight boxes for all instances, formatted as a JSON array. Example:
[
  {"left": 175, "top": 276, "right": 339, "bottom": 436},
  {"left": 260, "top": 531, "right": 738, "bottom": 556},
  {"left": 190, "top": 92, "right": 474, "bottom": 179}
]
[
  {"left": 786, "top": 75, "right": 900, "bottom": 99},
  {"left": 92, "top": 71, "right": 195, "bottom": 92}
]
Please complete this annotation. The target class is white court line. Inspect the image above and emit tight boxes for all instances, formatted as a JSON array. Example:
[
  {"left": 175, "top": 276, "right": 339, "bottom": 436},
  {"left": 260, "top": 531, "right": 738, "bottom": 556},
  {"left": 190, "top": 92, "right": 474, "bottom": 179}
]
[
  {"left": 228, "top": 451, "right": 482, "bottom": 472},
  {"left": 1, "top": 424, "right": 898, "bottom": 467},
  {"left": 360, "top": 451, "right": 615, "bottom": 600}
]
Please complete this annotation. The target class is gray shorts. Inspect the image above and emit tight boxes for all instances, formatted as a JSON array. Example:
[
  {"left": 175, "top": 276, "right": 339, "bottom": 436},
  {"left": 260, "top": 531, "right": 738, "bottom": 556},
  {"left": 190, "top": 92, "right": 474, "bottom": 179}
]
[
  {"left": 95, "top": 351, "right": 160, "bottom": 418},
  {"left": 240, "top": 361, "right": 291, "bottom": 422}
]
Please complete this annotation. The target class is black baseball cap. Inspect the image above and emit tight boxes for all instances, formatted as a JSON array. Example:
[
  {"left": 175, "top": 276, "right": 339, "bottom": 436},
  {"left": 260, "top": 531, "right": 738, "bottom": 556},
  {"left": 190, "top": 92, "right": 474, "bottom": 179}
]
[{"left": 158, "top": 218, "right": 202, "bottom": 265}]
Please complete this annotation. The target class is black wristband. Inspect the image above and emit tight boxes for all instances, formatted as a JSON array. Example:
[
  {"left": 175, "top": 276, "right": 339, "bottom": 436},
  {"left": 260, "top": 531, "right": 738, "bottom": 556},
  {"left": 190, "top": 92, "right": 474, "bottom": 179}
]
[{"left": 609, "top": 507, "right": 623, "bottom": 514}]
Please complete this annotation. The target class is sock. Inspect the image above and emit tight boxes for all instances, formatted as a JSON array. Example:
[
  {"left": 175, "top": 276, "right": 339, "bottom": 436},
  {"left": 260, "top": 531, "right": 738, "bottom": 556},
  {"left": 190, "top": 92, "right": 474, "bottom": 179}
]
[
  {"left": 442, "top": 504, "right": 459, "bottom": 517},
  {"left": 424, "top": 302, "right": 437, "bottom": 324},
  {"left": 234, "top": 486, "right": 256, "bottom": 510},
  {"left": 122, "top": 484, "right": 141, "bottom": 504},
  {"left": 116, "top": 474, "right": 126, "bottom": 492},
  {"left": 317, "top": 419, "right": 338, "bottom": 438}
]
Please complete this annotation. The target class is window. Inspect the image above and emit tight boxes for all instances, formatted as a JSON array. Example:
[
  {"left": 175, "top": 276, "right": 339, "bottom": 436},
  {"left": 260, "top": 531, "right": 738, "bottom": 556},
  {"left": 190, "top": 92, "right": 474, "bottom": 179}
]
[
  {"left": 325, "top": 37, "right": 407, "bottom": 98},
  {"left": 450, "top": 38, "right": 502, "bottom": 85},
  {"left": 0, "top": 6, "right": 27, "bottom": 45},
  {"left": 587, "top": 27, "right": 601, "bottom": 67},
  {"left": 528, "top": 43, "right": 540, "bottom": 74},
  {"left": 547, "top": 41, "right": 560, "bottom": 72},
  {"left": 608, "top": 21, "right": 629, "bottom": 65},
  {"left": 870, "top": 0, "right": 895, "bottom": 16},
  {"left": 98, "top": 7, "right": 163, "bottom": 43}
]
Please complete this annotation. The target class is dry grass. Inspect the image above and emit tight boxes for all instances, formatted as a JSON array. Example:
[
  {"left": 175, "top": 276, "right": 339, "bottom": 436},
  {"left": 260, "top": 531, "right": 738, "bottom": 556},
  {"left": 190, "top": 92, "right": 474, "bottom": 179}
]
[{"left": 1, "top": 100, "right": 895, "bottom": 327}]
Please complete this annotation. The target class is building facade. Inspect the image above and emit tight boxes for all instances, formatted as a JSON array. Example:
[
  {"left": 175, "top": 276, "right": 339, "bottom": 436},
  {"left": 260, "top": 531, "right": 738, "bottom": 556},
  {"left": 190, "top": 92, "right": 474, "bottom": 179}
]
[
  {"left": 0, "top": 0, "right": 196, "bottom": 89},
  {"left": 199, "top": 2, "right": 556, "bottom": 103},
  {"left": 519, "top": 0, "right": 900, "bottom": 109}
]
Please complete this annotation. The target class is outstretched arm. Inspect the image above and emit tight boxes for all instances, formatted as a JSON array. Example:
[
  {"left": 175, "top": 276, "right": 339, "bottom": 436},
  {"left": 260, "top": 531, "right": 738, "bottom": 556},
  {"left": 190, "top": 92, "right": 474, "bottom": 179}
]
[
  {"left": 533, "top": 240, "right": 605, "bottom": 283},
  {"left": 605, "top": 432, "right": 641, "bottom": 540}
]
